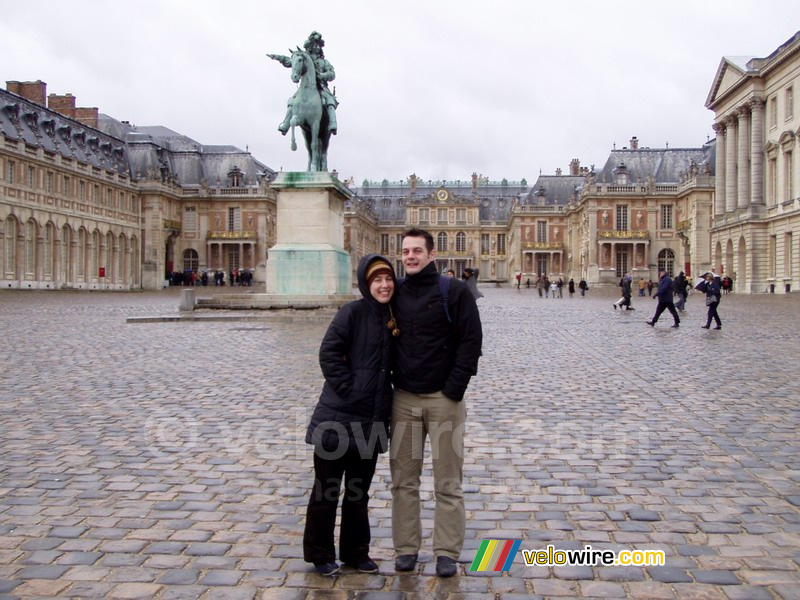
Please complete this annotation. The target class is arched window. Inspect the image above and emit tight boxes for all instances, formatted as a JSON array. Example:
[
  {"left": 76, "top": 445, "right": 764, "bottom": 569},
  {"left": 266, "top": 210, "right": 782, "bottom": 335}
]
[
  {"left": 437, "top": 231, "right": 448, "bottom": 253},
  {"left": 92, "top": 230, "right": 100, "bottom": 278},
  {"left": 43, "top": 223, "right": 54, "bottom": 278},
  {"left": 4, "top": 218, "right": 16, "bottom": 277},
  {"left": 25, "top": 220, "right": 36, "bottom": 276},
  {"left": 456, "top": 231, "right": 466, "bottom": 253},
  {"left": 77, "top": 228, "right": 86, "bottom": 278},
  {"left": 183, "top": 248, "right": 199, "bottom": 273},
  {"left": 61, "top": 225, "right": 71, "bottom": 283},
  {"left": 658, "top": 248, "right": 675, "bottom": 276},
  {"left": 105, "top": 232, "right": 113, "bottom": 279}
]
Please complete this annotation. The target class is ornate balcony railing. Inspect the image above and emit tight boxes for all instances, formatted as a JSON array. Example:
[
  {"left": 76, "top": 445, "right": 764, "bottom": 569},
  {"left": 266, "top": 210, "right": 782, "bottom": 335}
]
[
  {"left": 522, "top": 242, "right": 563, "bottom": 250},
  {"left": 206, "top": 230, "right": 258, "bottom": 240},
  {"left": 598, "top": 230, "right": 649, "bottom": 240}
]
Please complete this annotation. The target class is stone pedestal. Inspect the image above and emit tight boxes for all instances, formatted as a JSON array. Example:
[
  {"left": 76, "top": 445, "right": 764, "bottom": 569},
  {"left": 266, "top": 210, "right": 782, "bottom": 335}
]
[{"left": 266, "top": 172, "right": 352, "bottom": 295}]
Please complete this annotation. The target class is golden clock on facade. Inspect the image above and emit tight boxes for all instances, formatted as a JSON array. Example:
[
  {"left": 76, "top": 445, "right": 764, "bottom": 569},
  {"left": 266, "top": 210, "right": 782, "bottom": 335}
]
[{"left": 436, "top": 189, "right": 449, "bottom": 202}]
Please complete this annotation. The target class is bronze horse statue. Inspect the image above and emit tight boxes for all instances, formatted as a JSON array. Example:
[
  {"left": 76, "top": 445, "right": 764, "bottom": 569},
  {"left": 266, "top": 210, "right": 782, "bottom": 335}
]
[{"left": 285, "top": 48, "right": 331, "bottom": 172}]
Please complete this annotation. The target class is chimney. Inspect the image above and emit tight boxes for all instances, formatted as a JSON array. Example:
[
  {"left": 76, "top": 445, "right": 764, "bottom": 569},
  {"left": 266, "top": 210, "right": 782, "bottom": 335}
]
[
  {"left": 630, "top": 136, "right": 639, "bottom": 149},
  {"left": 569, "top": 159, "right": 580, "bottom": 176},
  {"left": 555, "top": 168, "right": 562, "bottom": 176},
  {"left": 6, "top": 80, "right": 47, "bottom": 106},
  {"left": 48, "top": 93, "right": 77, "bottom": 119},
  {"left": 73, "top": 106, "right": 99, "bottom": 129}
]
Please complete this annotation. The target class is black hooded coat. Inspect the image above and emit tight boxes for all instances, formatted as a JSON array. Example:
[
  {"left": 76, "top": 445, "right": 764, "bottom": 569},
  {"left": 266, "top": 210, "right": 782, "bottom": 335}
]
[{"left": 305, "top": 254, "right": 394, "bottom": 455}]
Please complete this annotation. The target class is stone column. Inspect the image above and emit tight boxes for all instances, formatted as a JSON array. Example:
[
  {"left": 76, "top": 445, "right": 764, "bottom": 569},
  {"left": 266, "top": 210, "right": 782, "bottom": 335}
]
[
  {"left": 724, "top": 116, "right": 738, "bottom": 213},
  {"left": 713, "top": 122, "right": 726, "bottom": 216},
  {"left": 750, "top": 97, "right": 765, "bottom": 205},
  {"left": 737, "top": 107, "right": 750, "bottom": 209}
]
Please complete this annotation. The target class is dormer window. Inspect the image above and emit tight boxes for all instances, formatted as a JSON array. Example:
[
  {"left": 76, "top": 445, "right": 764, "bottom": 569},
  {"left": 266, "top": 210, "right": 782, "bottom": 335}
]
[
  {"left": 613, "top": 161, "right": 629, "bottom": 185},
  {"left": 228, "top": 166, "right": 243, "bottom": 188}
]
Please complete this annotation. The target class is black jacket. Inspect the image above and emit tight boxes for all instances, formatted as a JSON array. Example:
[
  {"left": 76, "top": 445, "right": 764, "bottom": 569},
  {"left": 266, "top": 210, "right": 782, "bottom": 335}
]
[
  {"left": 306, "top": 254, "right": 394, "bottom": 454},
  {"left": 392, "top": 262, "right": 482, "bottom": 401}
]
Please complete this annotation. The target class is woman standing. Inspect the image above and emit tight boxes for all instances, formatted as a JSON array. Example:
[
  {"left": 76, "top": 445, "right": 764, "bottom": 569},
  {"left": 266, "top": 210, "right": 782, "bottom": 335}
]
[
  {"left": 303, "top": 254, "right": 397, "bottom": 575},
  {"left": 697, "top": 272, "right": 722, "bottom": 330}
]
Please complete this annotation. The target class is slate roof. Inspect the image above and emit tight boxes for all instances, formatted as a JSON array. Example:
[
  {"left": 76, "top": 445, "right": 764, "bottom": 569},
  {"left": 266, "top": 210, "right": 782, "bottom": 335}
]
[
  {"left": 1, "top": 88, "right": 129, "bottom": 175},
  {"left": 97, "top": 115, "right": 276, "bottom": 187},
  {"left": 594, "top": 142, "right": 715, "bottom": 184}
]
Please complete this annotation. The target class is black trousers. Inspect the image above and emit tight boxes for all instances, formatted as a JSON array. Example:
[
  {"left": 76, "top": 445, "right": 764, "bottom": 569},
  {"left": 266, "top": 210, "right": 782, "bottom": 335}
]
[
  {"left": 303, "top": 447, "right": 379, "bottom": 565},
  {"left": 651, "top": 300, "right": 680, "bottom": 325},
  {"left": 705, "top": 302, "right": 722, "bottom": 327}
]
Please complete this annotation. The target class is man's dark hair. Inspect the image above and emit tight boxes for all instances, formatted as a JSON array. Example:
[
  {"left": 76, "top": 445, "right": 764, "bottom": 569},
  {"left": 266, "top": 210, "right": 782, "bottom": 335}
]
[{"left": 401, "top": 228, "right": 434, "bottom": 252}]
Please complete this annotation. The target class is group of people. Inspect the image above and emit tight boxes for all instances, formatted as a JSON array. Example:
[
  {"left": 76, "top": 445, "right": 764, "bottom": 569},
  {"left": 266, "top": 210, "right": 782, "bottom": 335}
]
[
  {"left": 303, "top": 228, "right": 483, "bottom": 578},
  {"left": 167, "top": 269, "right": 254, "bottom": 287},
  {"left": 644, "top": 269, "right": 722, "bottom": 330}
]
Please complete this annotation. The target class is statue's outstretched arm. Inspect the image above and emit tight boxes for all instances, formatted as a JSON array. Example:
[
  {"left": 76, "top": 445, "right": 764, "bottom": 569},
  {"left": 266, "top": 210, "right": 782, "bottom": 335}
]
[{"left": 267, "top": 53, "right": 292, "bottom": 68}]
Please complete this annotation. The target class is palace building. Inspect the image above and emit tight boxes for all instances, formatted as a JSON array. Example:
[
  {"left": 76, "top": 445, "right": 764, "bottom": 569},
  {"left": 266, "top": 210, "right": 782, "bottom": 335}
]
[
  {"left": 1, "top": 80, "right": 277, "bottom": 291},
  {"left": 2, "top": 30, "right": 798, "bottom": 293}
]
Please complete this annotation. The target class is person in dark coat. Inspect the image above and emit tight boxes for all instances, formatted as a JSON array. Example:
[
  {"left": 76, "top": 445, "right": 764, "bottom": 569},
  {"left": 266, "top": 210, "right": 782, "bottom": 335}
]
[
  {"left": 673, "top": 271, "right": 689, "bottom": 312},
  {"left": 696, "top": 272, "right": 722, "bottom": 329},
  {"left": 303, "top": 254, "right": 397, "bottom": 576},
  {"left": 646, "top": 269, "right": 680, "bottom": 328},
  {"left": 391, "top": 228, "right": 483, "bottom": 578}
]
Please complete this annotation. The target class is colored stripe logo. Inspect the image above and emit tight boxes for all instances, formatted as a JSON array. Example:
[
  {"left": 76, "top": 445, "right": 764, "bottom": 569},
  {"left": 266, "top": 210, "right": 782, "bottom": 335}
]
[{"left": 469, "top": 539, "right": 522, "bottom": 571}]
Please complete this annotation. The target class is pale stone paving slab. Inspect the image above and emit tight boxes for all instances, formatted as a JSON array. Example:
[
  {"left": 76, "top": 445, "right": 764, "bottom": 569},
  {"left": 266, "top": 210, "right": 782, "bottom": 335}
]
[{"left": 0, "top": 288, "right": 798, "bottom": 597}]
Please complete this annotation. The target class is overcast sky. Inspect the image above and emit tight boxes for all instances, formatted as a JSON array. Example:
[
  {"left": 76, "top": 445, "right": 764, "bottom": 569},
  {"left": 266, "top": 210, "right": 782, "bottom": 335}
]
[{"left": 2, "top": 1, "right": 799, "bottom": 185}]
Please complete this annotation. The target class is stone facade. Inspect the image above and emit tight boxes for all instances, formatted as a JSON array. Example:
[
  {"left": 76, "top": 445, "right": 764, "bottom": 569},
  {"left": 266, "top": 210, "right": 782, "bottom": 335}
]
[
  {"left": 1, "top": 80, "right": 277, "bottom": 291},
  {"left": 706, "top": 31, "right": 800, "bottom": 294}
]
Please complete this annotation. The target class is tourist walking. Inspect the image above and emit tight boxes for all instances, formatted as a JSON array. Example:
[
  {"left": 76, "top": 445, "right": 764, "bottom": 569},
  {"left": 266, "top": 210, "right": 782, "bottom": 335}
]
[
  {"left": 696, "top": 272, "right": 722, "bottom": 330},
  {"left": 646, "top": 269, "right": 680, "bottom": 328}
]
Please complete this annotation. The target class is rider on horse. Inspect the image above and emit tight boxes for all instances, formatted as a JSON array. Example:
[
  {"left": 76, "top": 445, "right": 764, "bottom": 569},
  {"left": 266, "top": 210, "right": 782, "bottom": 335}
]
[{"left": 269, "top": 31, "right": 338, "bottom": 136}]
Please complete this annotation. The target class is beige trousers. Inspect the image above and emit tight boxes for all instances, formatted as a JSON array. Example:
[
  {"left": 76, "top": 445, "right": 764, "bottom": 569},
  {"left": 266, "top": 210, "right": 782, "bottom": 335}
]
[{"left": 390, "top": 389, "right": 466, "bottom": 560}]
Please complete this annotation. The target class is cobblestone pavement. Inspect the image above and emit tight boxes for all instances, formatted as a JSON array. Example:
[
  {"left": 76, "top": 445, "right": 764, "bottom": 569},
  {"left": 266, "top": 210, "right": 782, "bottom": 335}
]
[{"left": 1, "top": 286, "right": 799, "bottom": 600}]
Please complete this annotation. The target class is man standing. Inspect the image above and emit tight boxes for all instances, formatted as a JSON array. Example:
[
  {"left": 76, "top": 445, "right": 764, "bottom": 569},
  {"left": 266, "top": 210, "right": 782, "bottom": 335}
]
[
  {"left": 646, "top": 269, "right": 680, "bottom": 328},
  {"left": 391, "top": 228, "right": 483, "bottom": 578}
]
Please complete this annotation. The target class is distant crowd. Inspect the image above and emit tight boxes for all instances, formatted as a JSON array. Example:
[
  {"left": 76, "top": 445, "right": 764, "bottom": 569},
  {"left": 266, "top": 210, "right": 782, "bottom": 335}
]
[{"left": 167, "top": 269, "right": 254, "bottom": 287}]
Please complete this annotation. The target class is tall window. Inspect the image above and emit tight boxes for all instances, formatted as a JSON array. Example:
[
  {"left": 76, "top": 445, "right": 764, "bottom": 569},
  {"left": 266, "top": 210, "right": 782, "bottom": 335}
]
[
  {"left": 437, "top": 231, "right": 448, "bottom": 252},
  {"left": 786, "top": 150, "right": 794, "bottom": 201},
  {"left": 45, "top": 172, "right": 53, "bottom": 193},
  {"left": 658, "top": 248, "right": 675, "bottom": 276},
  {"left": 786, "top": 86, "right": 794, "bottom": 121},
  {"left": 27, "top": 166, "right": 35, "bottom": 188},
  {"left": 481, "top": 233, "right": 490, "bottom": 254},
  {"left": 228, "top": 207, "right": 241, "bottom": 231},
  {"left": 769, "top": 157, "right": 777, "bottom": 204},
  {"left": 770, "top": 96, "right": 778, "bottom": 128},
  {"left": 537, "top": 221, "right": 547, "bottom": 242},
  {"left": 6, "top": 160, "right": 14, "bottom": 184},
  {"left": 380, "top": 233, "right": 390, "bottom": 255},
  {"left": 395, "top": 234, "right": 403, "bottom": 253},
  {"left": 92, "top": 231, "right": 100, "bottom": 277},
  {"left": 616, "top": 205, "right": 629, "bottom": 230},
  {"left": 419, "top": 208, "right": 429, "bottom": 224},
  {"left": 43, "top": 224, "right": 53, "bottom": 278},
  {"left": 660, "top": 205, "right": 673, "bottom": 229},
  {"left": 456, "top": 208, "right": 466, "bottom": 224},
  {"left": 76, "top": 229, "right": 85, "bottom": 278},
  {"left": 497, "top": 233, "right": 506, "bottom": 255},
  {"left": 437, "top": 208, "right": 448, "bottom": 224},
  {"left": 184, "top": 206, "right": 197, "bottom": 233},
  {"left": 5, "top": 219, "right": 16, "bottom": 274},
  {"left": 63, "top": 176, "right": 70, "bottom": 196},
  {"left": 79, "top": 181, "right": 86, "bottom": 201},
  {"left": 456, "top": 231, "right": 466, "bottom": 252},
  {"left": 183, "top": 249, "right": 199, "bottom": 272},
  {"left": 92, "top": 185, "right": 99, "bottom": 205},
  {"left": 24, "top": 220, "right": 35, "bottom": 276}
]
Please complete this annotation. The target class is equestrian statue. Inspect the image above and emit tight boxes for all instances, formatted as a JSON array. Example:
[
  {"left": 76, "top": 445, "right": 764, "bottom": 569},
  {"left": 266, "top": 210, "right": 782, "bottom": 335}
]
[{"left": 268, "top": 31, "right": 338, "bottom": 172}]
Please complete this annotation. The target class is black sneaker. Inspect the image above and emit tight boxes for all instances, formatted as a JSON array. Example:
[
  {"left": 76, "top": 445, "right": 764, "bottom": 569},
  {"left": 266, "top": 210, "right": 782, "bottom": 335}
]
[
  {"left": 436, "top": 555, "right": 457, "bottom": 577},
  {"left": 314, "top": 561, "right": 340, "bottom": 576},
  {"left": 348, "top": 559, "right": 379, "bottom": 573},
  {"left": 395, "top": 554, "right": 417, "bottom": 572},
  {"left": 646, "top": 320, "right": 654, "bottom": 327}
]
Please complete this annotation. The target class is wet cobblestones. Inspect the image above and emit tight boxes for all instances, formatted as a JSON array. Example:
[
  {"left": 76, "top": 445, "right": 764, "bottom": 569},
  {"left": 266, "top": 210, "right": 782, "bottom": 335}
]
[{"left": 0, "top": 286, "right": 798, "bottom": 599}]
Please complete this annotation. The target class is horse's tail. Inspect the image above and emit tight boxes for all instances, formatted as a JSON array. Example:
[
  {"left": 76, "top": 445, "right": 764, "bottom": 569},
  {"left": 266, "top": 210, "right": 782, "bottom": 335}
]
[{"left": 290, "top": 115, "right": 297, "bottom": 152}]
